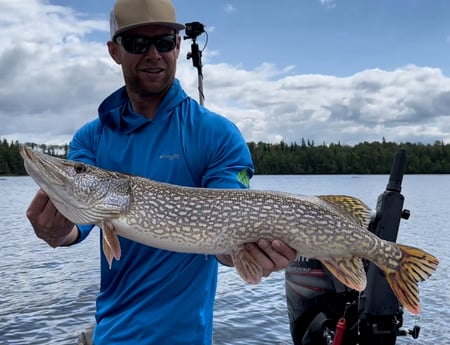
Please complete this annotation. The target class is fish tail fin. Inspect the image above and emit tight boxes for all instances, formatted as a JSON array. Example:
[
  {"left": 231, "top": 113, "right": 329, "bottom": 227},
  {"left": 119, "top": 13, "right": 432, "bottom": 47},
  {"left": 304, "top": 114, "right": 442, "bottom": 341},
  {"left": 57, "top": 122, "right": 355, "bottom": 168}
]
[
  {"left": 321, "top": 256, "right": 367, "bottom": 291},
  {"left": 386, "top": 244, "right": 439, "bottom": 315},
  {"left": 102, "top": 220, "right": 122, "bottom": 269}
]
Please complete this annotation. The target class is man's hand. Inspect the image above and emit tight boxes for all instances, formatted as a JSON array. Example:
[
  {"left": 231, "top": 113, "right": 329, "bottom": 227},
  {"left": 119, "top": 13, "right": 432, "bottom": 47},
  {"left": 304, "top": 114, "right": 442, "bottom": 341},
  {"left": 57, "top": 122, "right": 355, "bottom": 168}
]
[
  {"left": 216, "top": 239, "right": 297, "bottom": 278},
  {"left": 26, "top": 189, "right": 79, "bottom": 247},
  {"left": 245, "top": 239, "right": 297, "bottom": 277}
]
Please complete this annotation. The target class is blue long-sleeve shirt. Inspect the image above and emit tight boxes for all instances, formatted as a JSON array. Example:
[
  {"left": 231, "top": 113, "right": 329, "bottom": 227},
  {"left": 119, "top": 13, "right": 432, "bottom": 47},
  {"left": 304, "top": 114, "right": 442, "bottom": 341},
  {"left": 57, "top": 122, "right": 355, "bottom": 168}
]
[{"left": 68, "top": 79, "right": 254, "bottom": 344}]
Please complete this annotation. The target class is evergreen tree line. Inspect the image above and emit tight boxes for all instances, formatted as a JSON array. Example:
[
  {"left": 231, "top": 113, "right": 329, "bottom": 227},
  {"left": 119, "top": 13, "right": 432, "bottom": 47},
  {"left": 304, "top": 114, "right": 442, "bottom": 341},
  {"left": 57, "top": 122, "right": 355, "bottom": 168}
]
[
  {"left": 1, "top": 138, "right": 450, "bottom": 176},
  {"left": 0, "top": 139, "right": 68, "bottom": 176},
  {"left": 248, "top": 139, "right": 450, "bottom": 174}
]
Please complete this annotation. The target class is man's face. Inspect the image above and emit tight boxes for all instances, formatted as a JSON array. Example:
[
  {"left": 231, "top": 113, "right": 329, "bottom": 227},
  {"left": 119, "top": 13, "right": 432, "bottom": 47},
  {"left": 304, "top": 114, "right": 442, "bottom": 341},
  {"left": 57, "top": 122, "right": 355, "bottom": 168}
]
[{"left": 109, "top": 25, "right": 181, "bottom": 98}]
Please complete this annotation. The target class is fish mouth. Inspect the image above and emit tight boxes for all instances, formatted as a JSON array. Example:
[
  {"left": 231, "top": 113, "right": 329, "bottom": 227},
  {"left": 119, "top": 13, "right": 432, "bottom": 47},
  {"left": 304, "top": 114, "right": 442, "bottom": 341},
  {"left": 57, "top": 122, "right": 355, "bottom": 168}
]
[
  {"left": 19, "top": 145, "right": 33, "bottom": 160},
  {"left": 20, "top": 144, "right": 68, "bottom": 193},
  {"left": 20, "top": 145, "right": 40, "bottom": 178},
  {"left": 20, "top": 145, "right": 93, "bottom": 217}
]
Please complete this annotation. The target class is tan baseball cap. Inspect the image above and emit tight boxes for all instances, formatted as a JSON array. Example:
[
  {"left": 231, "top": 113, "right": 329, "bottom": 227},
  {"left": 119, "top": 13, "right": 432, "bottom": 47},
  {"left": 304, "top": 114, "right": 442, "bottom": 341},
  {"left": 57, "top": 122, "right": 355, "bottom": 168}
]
[{"left": 110, "top": 0, "right": 185, "bottom": 39}]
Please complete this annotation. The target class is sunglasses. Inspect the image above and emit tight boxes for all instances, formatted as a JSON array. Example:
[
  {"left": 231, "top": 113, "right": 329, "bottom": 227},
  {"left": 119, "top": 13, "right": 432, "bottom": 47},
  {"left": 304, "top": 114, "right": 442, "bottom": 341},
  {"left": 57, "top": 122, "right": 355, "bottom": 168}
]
[{"left": 115, "top": 34, "right": 177, "bottom": 54}]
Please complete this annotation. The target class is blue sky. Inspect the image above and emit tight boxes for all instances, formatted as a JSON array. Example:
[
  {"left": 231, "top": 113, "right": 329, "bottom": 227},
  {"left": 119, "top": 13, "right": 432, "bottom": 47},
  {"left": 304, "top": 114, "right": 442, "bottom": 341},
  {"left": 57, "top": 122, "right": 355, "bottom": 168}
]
[
  {"left": 50, "top": 0, "right": 450, "bottom": 76},
  {"left": 1, "top": 0, "right": 450, "bottom": 145}
]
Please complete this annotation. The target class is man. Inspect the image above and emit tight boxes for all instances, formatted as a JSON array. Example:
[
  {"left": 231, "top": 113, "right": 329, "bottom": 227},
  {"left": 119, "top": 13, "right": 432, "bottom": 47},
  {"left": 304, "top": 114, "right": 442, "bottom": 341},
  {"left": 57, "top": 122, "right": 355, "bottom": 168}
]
[{"left": 26, "top": 0, "right": 296, "bottom": 344}]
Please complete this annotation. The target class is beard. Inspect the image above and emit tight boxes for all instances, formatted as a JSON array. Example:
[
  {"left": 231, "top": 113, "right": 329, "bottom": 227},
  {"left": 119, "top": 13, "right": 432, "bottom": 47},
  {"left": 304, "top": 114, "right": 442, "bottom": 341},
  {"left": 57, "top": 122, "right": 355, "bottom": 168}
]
[{"left": 125, "top": 70, "right": 174, "bottom": 98}]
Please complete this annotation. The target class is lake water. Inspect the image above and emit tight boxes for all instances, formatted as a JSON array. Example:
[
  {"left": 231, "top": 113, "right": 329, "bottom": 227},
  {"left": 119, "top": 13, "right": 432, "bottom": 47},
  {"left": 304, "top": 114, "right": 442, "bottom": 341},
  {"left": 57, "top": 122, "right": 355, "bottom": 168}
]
[{"left": 0, "top": 175, "right": 448, "bottom": 345}]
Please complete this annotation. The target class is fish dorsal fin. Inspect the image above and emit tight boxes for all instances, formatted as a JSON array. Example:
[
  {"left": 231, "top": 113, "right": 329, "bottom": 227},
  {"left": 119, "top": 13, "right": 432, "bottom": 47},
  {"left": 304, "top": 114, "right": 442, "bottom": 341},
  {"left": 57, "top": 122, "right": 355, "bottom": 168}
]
[{"left": 317, "top": 195, "right": 372, "bottom": 228}]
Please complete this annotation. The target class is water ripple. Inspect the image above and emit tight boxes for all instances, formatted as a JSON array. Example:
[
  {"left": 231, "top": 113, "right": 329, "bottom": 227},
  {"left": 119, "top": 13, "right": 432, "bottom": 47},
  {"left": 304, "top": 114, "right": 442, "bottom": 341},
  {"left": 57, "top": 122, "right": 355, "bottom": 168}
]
[{"left": 1, "top": 176, "right": 448, "bottom": 345}]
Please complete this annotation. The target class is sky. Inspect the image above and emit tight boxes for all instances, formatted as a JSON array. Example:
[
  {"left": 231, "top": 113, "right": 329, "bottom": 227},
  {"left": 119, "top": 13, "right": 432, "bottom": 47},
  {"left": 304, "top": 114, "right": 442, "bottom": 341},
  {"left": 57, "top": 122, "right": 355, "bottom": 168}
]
[{"left": 1, "top": 0, "right": 450, "bottom": 146}]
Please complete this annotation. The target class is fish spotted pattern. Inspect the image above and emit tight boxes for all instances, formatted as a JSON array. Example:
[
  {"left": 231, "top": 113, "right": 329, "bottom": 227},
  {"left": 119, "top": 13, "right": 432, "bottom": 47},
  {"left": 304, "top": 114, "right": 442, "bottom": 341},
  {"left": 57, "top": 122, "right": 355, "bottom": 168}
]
[{"left": 20, "top": 146, "right": 439, "bottom": 315}]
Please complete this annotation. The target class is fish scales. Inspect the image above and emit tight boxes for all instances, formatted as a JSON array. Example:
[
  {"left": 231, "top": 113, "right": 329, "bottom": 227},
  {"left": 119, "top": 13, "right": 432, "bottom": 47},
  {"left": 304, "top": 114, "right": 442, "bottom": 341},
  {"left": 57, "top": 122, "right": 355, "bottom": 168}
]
[
  {"left": 125, "top": 177, "right": 366, "bottom": 255},
  {"left": 19, "top": 146, "right": 439, "bottom": 315}
]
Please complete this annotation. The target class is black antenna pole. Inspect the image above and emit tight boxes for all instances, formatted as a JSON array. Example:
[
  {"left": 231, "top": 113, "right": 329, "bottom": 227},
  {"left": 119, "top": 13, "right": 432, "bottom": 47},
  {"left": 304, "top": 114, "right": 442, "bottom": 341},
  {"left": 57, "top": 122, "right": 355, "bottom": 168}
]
[
  {"left": 184, "top": 22, "right": 206, "bottom": 105},
  {"left": 358, "top": 148, "right": 418, "bottom": 344}
]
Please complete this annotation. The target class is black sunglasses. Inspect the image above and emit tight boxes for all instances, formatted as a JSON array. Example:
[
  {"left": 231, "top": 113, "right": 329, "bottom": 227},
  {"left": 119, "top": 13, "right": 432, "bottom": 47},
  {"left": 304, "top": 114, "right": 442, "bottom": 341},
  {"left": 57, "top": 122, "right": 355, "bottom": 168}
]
[{"left": 115, "top": 34, "right": 177, "bottom": 54}]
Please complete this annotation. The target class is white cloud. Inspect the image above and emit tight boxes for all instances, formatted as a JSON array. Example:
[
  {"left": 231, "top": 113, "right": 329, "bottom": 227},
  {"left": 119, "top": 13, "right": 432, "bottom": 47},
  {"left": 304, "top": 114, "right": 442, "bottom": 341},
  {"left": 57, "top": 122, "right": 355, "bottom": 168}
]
[
  {"left": 320, "top": 0, "right": 336, "bottom": 10},
  {"left": 223, "top": 3, "right": 236, "bottom": 13},
  {"left": 201, "top": 64, "right": 450, "bottom": 145},
  {"left": 1, "top": 0, "right": 450, "bottom": 147},
  {"left": 0, "top": 0, "right": 118, "bottom": 144}
]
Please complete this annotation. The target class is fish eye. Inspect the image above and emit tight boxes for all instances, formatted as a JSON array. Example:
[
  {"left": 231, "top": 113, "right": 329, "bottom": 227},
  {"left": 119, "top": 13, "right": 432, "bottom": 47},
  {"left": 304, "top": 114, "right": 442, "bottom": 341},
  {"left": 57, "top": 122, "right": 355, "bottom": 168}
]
[{"left": 74, "top": 163, "right": 86, "bottom": 174}]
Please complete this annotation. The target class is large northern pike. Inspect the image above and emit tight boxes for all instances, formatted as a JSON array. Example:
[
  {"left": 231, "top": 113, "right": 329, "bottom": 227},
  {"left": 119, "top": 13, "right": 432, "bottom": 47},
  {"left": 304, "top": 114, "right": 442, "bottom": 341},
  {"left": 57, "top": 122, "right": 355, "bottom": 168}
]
[{"left": 20, "top": 146, "right": 438, "bottom": 315}]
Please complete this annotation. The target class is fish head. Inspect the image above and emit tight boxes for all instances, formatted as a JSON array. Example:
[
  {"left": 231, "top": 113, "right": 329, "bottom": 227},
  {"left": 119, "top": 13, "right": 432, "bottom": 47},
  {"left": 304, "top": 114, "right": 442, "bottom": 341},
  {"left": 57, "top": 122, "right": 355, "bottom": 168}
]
[{"left": 20, "top": 145, "right": 132, "bottom": 225}]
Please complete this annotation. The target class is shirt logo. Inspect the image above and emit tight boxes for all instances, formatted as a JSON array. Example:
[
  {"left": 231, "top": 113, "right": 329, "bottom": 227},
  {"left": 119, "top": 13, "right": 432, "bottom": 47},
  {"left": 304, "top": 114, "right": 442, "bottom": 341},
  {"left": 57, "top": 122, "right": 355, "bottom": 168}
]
[
  {"left": 159, "top": 153, "right": 181, "bottom": 161},
  {"left": 237, "top": 169, "right": 250, "bottom": 188}
]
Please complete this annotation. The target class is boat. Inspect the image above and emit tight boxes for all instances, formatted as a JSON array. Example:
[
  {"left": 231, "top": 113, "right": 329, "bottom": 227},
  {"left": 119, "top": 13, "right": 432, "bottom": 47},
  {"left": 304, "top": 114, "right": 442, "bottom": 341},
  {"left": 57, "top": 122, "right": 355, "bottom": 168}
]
[{"left": 285, "top": 149, "right": 422, "bottom": 345}]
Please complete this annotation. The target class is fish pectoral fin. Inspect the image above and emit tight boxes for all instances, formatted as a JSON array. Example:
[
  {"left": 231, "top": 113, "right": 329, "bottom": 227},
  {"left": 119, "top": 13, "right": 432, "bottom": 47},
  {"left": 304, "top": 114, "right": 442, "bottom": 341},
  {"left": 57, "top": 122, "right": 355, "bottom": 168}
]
[
  {"left": 231, "top": 245, "right": 263, "bottom": 284},
  {"left": 321, "top": 256, "right": 367, "bottom": 291},
  {"left": 101, "top": 220, "right": 121, "bottom": 269}
]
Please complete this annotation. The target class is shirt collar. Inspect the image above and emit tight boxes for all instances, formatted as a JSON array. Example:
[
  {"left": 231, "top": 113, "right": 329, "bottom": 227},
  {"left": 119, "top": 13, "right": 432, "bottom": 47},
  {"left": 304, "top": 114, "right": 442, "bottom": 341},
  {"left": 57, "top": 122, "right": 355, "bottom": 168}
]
[{"left": 98, "top": 79, "right": 188, "bottom": 134}]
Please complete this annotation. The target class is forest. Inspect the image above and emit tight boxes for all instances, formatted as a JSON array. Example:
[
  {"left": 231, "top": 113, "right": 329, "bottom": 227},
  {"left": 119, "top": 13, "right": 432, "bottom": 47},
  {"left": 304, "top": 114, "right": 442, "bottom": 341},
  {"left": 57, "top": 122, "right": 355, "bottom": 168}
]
[{"left": 1, "top": 137, "right": 450, "bottom": 176}]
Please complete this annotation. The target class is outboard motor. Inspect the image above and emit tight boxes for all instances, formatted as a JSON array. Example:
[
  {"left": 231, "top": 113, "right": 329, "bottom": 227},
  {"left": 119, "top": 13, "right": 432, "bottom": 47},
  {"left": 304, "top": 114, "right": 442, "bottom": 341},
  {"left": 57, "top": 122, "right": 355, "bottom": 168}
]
[{"left": 286, "top": 149, "right": 421, "bottom": 345}]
